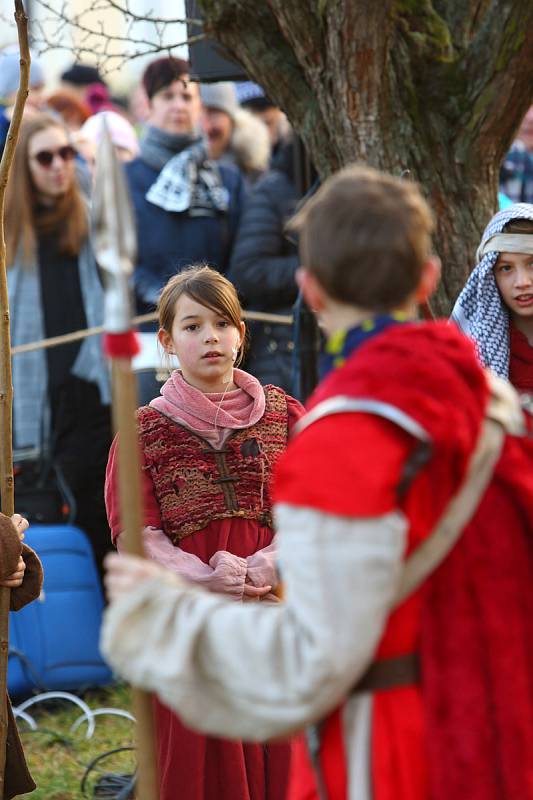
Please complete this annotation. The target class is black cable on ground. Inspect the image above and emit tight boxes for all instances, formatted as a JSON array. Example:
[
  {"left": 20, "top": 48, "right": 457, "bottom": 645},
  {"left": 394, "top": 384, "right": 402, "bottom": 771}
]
[
  {"left": 80, "top": 746, "right": 136, "bottom": 799},
  {"left": 93, "top": 773, "right": 136, "bottom": 800}
]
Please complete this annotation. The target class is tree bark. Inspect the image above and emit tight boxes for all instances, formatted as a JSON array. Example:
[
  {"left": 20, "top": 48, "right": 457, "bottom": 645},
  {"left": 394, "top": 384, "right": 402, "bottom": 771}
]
[{"left": 199, "top": 0, "right": 533, "bottom": 315}]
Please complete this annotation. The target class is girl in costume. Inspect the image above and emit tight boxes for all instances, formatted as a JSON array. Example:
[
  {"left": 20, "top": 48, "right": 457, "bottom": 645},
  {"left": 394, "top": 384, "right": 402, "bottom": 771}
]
[
  {"left": 105, "top": 265, "right": 303, "bottom": 800},
  {"left": 452, "top": 203, "right": 533, "bottom": 395}
]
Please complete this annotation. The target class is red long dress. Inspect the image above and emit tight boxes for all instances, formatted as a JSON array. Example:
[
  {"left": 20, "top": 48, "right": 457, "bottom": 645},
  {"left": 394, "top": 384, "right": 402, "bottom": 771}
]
[{"left": 106, "top": 394, "right": 303, "bottom": 800}]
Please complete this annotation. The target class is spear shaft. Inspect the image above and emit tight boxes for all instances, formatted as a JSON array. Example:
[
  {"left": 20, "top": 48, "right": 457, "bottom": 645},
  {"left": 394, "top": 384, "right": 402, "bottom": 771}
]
[
  {"left": 111, "top": 357, "right": 159, "bottom": 797},
  {"left": 92, "top": 121, "right": 159, "bottom": 799},
  {"left": 0, "top": 0, "right": 29, "bottom": 790}
]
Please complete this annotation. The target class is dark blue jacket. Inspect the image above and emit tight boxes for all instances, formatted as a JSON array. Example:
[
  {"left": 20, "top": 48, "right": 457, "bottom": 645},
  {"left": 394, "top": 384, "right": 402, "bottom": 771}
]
[
  {"left": 0, "top": 108, "right": 10, "bottom": 159},
  {"left": 227, "top": 142, "right": 300, "bottom": 392},
  {"left": 126, "top": 156, "right": 245, "bottom": 315}
]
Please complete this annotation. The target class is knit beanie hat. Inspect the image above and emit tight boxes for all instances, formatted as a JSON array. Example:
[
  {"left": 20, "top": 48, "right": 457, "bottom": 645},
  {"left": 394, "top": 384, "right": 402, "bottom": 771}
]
[
  {"left": 61, "top": 63, "right": 104, "bottom": 87},
  {"left": 85, "top": 83, "right": 116, "bottom": 115},
  {"left": 0, "top": 46, "right": 45, "bottom": 101},
  {"left": 236, "top": 81, "right": 275, "bottom": 112},
  {"left": 200, "top": 82, "right": 238, "bottom": 122},
  {"left": 142, "top": 57, "right": 190, "bottom": 100}
]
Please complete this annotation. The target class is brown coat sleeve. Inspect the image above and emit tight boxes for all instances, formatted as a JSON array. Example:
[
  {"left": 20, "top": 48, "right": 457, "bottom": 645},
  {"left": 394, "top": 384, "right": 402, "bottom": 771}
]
[
  {"left": 4, "top": 696, "right": 36, "bottom": 799},
  {"left": 10, "top": 544, "right": 43, "bottom": 612},
  {"left": 0, "top": 515, "right": 22, "bottom": 582}
]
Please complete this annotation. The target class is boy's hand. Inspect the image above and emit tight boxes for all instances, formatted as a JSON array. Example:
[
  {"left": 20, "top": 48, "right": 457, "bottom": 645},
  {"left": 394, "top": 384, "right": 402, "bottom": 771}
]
[
  {"left": 0, "top": 555, "right": 25, "bottom": 588},
  {"left": 10, "top": 514, "right": 29, "bottom": 540},
  {"left": 104, "top": 552, "right": 166, "bottom": 603}
]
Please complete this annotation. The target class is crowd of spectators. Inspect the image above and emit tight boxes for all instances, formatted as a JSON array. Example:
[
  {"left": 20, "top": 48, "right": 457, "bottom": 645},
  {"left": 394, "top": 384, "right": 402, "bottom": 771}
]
[
  {"left": 0, "top": 44, "right": 530, "bottom": 575},
  {"left": 0, "top": 50, "right": 299, "bottom": 575}
]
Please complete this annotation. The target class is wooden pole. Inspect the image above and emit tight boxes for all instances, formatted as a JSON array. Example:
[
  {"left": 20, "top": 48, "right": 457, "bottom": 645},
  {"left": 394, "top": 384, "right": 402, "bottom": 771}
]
[
  {"left": 111, "top": 358, "right": 159, "bottom": 799},
  {"left": 91, "top": 119, "right": 159, "bottom": 799},
  {"left": 0, "top": 0, "right": 29, "bottom": 792},
  {"left": 0, "top": 0, "right": 30, "bottom": 797}
]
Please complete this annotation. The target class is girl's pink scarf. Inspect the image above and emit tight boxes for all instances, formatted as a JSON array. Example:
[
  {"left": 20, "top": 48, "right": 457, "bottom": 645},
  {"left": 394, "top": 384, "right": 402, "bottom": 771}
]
[{"left": 149, "top": 368, "right": 266, "bottom": 448}]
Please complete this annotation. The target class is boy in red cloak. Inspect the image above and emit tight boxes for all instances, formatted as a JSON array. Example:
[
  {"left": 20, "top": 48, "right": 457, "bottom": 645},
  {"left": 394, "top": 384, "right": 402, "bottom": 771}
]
[{"left": 101, "top": 165, "right": 533, "bottom": 800}]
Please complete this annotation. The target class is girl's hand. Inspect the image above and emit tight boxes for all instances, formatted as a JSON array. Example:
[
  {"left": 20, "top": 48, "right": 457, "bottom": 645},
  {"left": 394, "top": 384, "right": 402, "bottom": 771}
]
[
  {"left": 242, "top": 583, "right": 272, "bottom": 602},
  {"left": 10, "top": 514, "right": 29, "bottom": 540},
  {"left": 259, "top": 592, "right": 281, "bottom": 604},
  {"left": 104, "top": 553, "right": 166, "bottom": 603},
  {"left": 0, "top": 556, "right": 25, "bottom": 588}
]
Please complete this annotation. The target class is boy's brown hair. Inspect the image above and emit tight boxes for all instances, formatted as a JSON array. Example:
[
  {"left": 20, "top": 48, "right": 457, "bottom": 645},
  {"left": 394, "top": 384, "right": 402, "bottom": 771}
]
[
  {"left": 289, "top": 164, "right": 434, "bottom": 311},
  {"left": 158, "top": 264, "right": 246, "bottom": 365}
]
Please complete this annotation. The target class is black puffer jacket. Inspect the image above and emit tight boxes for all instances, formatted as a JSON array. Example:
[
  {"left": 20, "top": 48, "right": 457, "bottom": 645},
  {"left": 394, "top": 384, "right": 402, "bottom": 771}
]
[{"left": 228, "top": 143, "right": 299, "bottom": 391}]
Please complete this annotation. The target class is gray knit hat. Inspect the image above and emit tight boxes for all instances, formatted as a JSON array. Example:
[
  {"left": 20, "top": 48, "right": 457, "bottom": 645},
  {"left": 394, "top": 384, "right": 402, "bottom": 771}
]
[
  {"left": 200, "top": 82, "right": 238, "bottom": 121},
  {"left": 0, "top": 46, "right": 45, "bottom": 101}
]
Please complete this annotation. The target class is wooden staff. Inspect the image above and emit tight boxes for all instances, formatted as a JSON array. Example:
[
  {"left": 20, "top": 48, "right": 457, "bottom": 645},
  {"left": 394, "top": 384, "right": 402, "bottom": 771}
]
[
  {"left": 92, "top": 121, "right": 159, "bottom": 799},
  {"left": 0, "top": 1, "right": 29, "bottom": 791}
]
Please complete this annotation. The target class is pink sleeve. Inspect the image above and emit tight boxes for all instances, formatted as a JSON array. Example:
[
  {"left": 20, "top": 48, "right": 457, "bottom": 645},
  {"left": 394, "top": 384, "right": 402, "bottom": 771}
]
[
  {"left": 286, "top": 394, "right": 306, "bottom": 434},
  {"left": 105, "top": 435, "right": 162, "bottom": 545},
  {"left": 118, "top": 528, "right": 247, "bottom": 601},
  {"left": 245, "top": 540, "right": 279, "bottom": 589}
]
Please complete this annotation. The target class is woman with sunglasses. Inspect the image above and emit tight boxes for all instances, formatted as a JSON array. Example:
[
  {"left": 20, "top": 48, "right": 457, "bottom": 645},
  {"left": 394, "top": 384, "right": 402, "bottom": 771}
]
[{"left": 5, "top": 113, "right": 112, "bottom": 583}]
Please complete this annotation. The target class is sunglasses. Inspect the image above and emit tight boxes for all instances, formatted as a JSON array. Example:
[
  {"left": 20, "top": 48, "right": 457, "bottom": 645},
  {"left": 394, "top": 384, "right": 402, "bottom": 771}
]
[{"left": 30, "top": 145, "right": 76, "bottom": 168}]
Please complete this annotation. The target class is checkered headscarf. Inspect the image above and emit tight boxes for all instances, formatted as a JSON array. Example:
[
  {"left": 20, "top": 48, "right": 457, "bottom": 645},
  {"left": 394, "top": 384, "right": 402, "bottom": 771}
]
[{"left": 451, "top": 203, "right": 533, "bottom": 378}]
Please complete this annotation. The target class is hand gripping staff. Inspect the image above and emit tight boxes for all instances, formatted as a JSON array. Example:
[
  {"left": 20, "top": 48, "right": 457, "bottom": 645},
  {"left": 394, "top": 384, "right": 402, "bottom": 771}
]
[
  {"left": 0, "top": 1, "right": 29, "bottom": 792},
  {"left": 92, "top": 121, "right": 159, "bottom": 800}
]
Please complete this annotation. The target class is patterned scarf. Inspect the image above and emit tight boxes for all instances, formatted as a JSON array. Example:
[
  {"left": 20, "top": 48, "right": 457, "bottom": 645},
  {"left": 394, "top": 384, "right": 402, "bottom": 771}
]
[
  {"left": 450, "top": 203, "right": 533, "bottom": 378},
  {"left": 139, "top": 125, "right": 199, "bottom": 171},
  {"left": 142, "top": 126, "right": 230, "bottom": 217},
  {"left": 320, "top": 313, "right": 410, "bottom": 378},
  {"left": 149, "top": 368, "right": 266, "bottom": 444}
]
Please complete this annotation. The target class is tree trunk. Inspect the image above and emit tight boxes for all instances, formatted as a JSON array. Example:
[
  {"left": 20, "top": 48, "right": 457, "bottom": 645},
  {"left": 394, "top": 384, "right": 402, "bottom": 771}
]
[{"left": 199, "top": 0, "right": 533, "bottom": 316}]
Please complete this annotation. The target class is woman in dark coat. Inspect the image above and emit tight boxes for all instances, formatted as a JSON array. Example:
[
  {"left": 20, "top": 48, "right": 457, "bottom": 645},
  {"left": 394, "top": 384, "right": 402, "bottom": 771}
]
[
  {"left": 228, "top": 140, "right": 299, "bottom": 392},
  {"left": 126, "top": 57, "right": 245, "bottom": 403},
  {"left": 127, "top": 57, "right": 245, "bottom": 316}
]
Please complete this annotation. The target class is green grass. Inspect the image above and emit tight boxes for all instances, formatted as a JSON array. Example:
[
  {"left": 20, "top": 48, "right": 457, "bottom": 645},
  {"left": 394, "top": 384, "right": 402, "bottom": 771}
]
[{"left": 17, "top": 683, "right": 135, "bottom": 799}]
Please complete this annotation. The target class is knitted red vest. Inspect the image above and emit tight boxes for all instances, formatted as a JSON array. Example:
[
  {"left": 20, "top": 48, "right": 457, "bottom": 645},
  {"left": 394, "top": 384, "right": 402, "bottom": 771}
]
[{"left": 137, "top": 385, "right": 289, "bottom": 543}]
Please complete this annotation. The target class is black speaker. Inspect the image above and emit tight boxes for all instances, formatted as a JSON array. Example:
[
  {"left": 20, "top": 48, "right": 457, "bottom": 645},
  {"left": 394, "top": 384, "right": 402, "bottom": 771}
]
[{"left": 185, "top": 1, "right": 247, "bottom": 82}]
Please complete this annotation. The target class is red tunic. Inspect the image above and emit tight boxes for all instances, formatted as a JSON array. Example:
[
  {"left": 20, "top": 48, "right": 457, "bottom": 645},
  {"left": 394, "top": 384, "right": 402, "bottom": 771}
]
[
  {"left": 275, "top": 322, "right": 533, "bottom": 800},
  {"left": 105, "top": 393, "right": 303, "bottom": 800},
  {"left": 509, "top": 323, "right": 533, "bottom": 392}
]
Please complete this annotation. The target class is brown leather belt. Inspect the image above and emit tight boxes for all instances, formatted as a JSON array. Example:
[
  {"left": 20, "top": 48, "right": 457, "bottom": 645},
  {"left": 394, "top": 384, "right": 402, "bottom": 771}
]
[{"left": 353, "top": 653, "right": 420, "bottom": 693}]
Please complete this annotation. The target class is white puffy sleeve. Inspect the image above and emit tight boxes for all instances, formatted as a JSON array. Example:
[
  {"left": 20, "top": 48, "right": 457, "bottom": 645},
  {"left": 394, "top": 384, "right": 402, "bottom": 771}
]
[{"left": 101, "top": 504, "right": 407, "bottom": 740}]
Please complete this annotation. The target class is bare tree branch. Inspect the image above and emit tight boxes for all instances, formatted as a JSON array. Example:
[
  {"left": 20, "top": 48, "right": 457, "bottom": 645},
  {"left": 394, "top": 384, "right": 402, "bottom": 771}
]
[
  {"left": 31, "top": 0, "right": 203, "bottom": 74},
  {"left": 22, "top": 0, "right": 533, "bottom": 316}
]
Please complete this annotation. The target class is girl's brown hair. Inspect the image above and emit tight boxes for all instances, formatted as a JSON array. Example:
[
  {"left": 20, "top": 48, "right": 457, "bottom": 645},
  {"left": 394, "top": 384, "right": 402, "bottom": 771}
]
[
  {"left": 158, "top": 265, "right": 247, "bottom": 365},
  {"left": 5, "top": 113, "right": 88, "bottom": 265}
]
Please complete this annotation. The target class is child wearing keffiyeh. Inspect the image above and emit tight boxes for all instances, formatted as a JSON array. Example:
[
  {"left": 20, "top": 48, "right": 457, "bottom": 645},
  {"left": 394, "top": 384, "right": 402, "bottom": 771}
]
[{"left": 451, "top": 203, "right": 533, "bottom": 394}]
